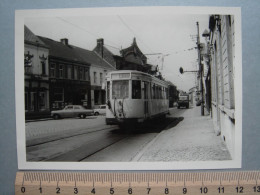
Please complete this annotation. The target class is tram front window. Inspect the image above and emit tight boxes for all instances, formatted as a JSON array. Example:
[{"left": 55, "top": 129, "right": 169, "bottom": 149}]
[
  {"left": 112, "top": 80, "right": 129, "bottom": 99},
  {"left": 132, "top": 80, "right": 141, "bottom": 99}
]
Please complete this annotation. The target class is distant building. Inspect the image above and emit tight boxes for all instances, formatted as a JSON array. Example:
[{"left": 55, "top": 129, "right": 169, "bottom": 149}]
[
  {"left": 24, "top": 26, "right": 50, "bottom": 119},
  {"left": 167, "top": 81, "right": 178, "bottom": 107},
  {"left": 113, "top": 38, "right": 159, "bottom": 76},
  {"left": 207, "top": 15, "right": 236, "bottom": 158}
]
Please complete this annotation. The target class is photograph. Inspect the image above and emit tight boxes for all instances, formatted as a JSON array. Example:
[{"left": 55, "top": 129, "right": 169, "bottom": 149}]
[{"left": 15, "top": 6, "right": 242, "bottom": 170}]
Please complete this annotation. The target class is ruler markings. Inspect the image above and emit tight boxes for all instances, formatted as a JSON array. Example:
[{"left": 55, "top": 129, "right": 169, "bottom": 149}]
[{"left": 16, "top": 171, "right": 260, "bottom": 194}]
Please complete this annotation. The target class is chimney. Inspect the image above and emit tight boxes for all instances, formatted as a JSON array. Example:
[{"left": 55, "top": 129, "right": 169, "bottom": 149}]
[
  {"left": 60, "top": 38, "right": 69, "bottom": 46},
  {"left": 97, "top": 38, "right": 104, "bottom": 58}
]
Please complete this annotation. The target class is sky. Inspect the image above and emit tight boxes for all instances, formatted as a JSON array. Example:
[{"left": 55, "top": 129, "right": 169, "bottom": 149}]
[{"left": 24, "top": 8, "right": 210, "bottom": 92}]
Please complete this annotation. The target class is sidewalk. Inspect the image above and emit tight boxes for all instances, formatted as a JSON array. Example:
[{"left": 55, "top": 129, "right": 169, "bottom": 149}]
[{"left": 138, "top": 106, "right": 232, "bottom": 161}]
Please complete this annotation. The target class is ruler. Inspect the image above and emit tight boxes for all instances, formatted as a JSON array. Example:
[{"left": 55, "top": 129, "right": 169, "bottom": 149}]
[{"left": 15, "top": 171, "right": 260, "bottom": 195}]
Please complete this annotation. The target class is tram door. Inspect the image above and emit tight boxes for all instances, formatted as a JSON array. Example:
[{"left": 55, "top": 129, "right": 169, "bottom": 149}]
[{"left": 142, "top": 81, "right": 149, "bottom": 118}]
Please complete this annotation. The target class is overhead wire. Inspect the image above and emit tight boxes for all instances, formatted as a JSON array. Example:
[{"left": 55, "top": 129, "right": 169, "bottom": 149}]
[
  {"left": 117, "top": 15, "right": 155, "bottom": 55},
  {"left": 56, "top": 17, "right": 121, "bottom": 49}
]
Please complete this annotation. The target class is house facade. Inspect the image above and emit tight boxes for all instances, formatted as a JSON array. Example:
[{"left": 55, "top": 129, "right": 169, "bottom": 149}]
[
  {"left": 24, "top": 26, "right": 50, "bottom": 119},
  {"left": 38, "top": 37, "right": 92, "bottom": 110},
  {"left": 208, "top": 15, "right": 236, "bottom": 158}
]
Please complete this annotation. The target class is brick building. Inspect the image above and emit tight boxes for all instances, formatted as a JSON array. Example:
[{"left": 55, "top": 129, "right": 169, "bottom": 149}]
[{"left": 38, "top": 37, "right": 92, "bottom": 110}]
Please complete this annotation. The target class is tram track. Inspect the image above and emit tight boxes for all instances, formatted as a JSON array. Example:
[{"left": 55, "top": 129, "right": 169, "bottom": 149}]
[
  {"left": 26, "top": 126, "right": 125, "bottom": 162},
  {"left": 26, "top": 113, "right": 185, "bottom": 162},
  {"left": 26, "top": 125, "right": 119, "bottom": 147}
]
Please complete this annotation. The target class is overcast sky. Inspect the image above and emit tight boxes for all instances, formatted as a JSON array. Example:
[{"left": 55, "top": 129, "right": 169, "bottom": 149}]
[{"left": 24, "top": 8, "right": 210, "bottom": 92}]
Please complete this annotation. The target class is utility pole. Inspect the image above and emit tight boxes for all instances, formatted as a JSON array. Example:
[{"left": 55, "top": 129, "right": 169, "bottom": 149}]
[{"left": 196, "top": 22, "right": 204, "bottom": 116}]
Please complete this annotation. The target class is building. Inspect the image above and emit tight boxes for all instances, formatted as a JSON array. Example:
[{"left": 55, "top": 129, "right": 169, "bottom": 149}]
[
  {"left": 207, "top": 15, "right": 236, "bottom": 158},
  {"left": 167, "top": 81, "right": 178, "bottom": 107},
  {"left": 189, "top": 86, "right": 197, "bottom": 106},
  {"left": 113, "top": 38, "right": 159, "bottom": 76},
  {"left": 38, "top": 37, "right": 92, "bottom": 110},
  {"left": 76, "top": 39, "right": 116, "bottom": 108},
  {"left": 24, "top": 26, "right": 50, "bottom": 119}
]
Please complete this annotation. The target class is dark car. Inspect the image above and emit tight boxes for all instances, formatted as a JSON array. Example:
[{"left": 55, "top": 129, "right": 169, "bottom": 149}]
[
  {"left": 177, "top": 95, "right": 189, "bottom": 109},
  {"left": 51, "top": 105, "right": 94, "bottom": 119}
]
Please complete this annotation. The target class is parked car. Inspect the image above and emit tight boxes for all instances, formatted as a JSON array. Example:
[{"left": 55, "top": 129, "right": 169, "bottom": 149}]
[
  {"left": 51, "top": 105, "right": 94, "bottom": 119},
  {"left": 93, "top": 105, "right": 107, "bottom": 116}
]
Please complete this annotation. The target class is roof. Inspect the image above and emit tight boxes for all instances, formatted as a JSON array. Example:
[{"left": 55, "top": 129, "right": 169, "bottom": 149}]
[
  {"left": 38, "top": 36, "right": 88, "bottom": 64},
  {"left": 73, "top": 46, "right": 116, "bottom": 70},
  {"left": 38, "top": 36, "right": 116, "bottom": 70},
  {"left": 120, "top": 38, "right": 147, "bottom": 61},
  {"left": 24, "top": 25, "right": 47, "bottom": 48},
  {"left": 93, "top": 44, "right": 117, "bottom": 68}
]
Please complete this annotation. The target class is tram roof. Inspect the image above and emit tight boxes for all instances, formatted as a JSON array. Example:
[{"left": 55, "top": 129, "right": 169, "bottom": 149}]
[{"left": 107, "top": 70, "right": 169, "bottom": 85}]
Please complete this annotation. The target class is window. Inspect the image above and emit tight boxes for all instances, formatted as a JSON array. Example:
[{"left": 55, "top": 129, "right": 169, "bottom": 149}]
[
  {"left": 94, "top": 72, "right": 97, "bottom": 83},
  {"left": 152, "top": 84, "right": 156, "bottom": 99},
  {"left": 41, "top": 61, "right": 46, "bottom": 75},
  {"left": 94, "top": 90, "right": 100, "bottom": 104},
  {"left": 85, "top": 68, "right": 89, "bottom": 81},
  {"left": 67, "top": 65, "right": 72, "bottom": 79},
  {"left": 132, "top": 80, "right": 141, "bottom": 99},
  {"left": 107, "top": 81, "right": 110, "bottom": 100},
  {"left": 74, "top": 66, "right": 78, "bottom": 80},
  {"left": 59, "top": 65, "right": 63, "bottom": 78},
  {"left": 79, "top": 67, "right": 84, "bottom": 80},
  {"left": 39, "top": 92, "right": 46, "bottom": 109},
  {"left": 50, "top": 63, "right": 55, "bottom": 77},
  {"left": 65, "top": 105, "right": 73, "bottom": 110},
  {"left": 100, "top": 73, "right": 103, "bottom": 85},
  {"left": 54, "top": 88, "right": 64, "bottom": 102},
  {"left": 112, "top": 80, "right": 129, "bottom": 99}
]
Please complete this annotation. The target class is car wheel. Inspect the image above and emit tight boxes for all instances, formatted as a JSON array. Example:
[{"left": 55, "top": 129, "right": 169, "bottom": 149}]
[
  {"left": 79, "top": 114, "right": 86, "bottom": 119},
  {"left": 94, "top": 112, "right": 99, "bottom": 116},
  {"left": 53, "top": 114, "right": 60, "bottom": 120}
]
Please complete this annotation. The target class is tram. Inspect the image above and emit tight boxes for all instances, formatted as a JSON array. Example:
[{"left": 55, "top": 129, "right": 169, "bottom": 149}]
[{"left": 105, "top": 70, "right": 169, "bottom": 125}]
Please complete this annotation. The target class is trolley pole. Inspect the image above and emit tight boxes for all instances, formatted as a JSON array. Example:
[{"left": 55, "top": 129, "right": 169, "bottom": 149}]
[{"left": 196, "top": 22, "right": 204, "bottom": 116}]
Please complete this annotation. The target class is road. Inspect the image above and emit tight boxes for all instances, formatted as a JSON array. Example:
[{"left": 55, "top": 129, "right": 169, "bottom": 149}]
[{"left": 26, "top": 106, "right": 231, "bottom": 162}]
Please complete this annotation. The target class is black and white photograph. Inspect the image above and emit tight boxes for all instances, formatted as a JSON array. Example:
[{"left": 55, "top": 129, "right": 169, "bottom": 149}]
[{"left": 15, "top": 6, "right": 242, "bottom": 170}]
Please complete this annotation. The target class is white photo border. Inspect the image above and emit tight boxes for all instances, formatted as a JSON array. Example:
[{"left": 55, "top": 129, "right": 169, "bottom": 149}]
[{"left": 15, "top": 6, "right": 242, "bottom": 170}]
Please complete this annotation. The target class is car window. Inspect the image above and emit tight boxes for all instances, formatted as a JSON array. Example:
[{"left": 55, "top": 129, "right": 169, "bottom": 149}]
[
  {"left": 101, "top": 106, "right": 106, "bottom": 109},
  {"left": 65, "top": 106, "right": 73, "bottom": 110},
  {"left": 74, "top": 106, "right": 81, "bottom": 109}
]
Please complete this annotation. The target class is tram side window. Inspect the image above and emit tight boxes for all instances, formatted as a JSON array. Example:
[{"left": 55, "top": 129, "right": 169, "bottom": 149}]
[
  {"left": 112, "top": 80, "right": 129, "bottom": 99},
  {"left": 152, "top": 84, "right": 155, "bottom": 99},
  {"left": 132, "top": 80, "right": 141, "bottom": 99},
  {"left": 107, "top": 81, "right": 110, "bottom": 100}
]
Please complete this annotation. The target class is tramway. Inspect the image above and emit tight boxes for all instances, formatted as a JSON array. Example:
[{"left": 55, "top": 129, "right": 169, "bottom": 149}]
[{"left": 105, "top": 70, "right": 169, "bottom": 125}]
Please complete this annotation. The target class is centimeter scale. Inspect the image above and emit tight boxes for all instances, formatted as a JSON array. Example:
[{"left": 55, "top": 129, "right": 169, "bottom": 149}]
[{"left": 16, "top": 171, "right": 260, "bottom": 195}]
